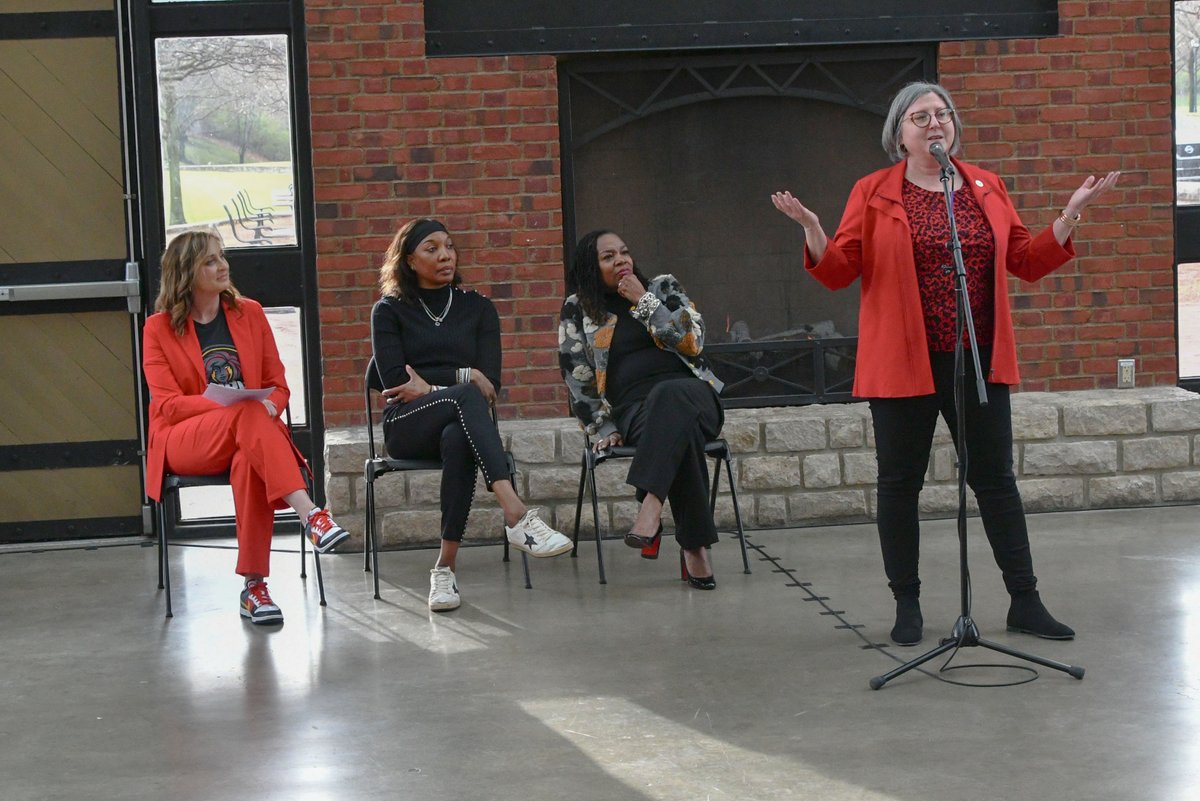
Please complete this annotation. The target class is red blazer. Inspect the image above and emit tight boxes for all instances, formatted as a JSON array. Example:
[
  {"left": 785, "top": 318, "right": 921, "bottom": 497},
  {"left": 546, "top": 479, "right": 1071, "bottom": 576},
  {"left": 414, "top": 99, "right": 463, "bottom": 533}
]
[
  {"left": 805, "top": 158, "right": 1075, "bottom": 398},
  {"left": 142, "top": 297, "right": 293, "bottom": 501}
]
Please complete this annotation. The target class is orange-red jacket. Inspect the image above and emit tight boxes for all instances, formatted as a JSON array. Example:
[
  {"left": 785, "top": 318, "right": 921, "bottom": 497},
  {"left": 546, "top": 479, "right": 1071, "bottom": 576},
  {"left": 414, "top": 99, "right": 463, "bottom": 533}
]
[
  {"left": 805, "top": 158, "right": 1075, "bottom": 398},
  {"left": 142, "top": 297, "right": 293, "bottom": 500}
]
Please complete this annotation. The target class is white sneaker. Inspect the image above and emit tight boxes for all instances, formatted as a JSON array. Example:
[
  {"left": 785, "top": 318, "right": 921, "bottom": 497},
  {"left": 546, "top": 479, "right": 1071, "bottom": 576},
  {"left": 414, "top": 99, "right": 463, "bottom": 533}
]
[
  {"left": 506, "top": 508, "right": 573, "bottom": 558},
  {"left": 428, "top": 566, "right": 461, "bottom": 612}
]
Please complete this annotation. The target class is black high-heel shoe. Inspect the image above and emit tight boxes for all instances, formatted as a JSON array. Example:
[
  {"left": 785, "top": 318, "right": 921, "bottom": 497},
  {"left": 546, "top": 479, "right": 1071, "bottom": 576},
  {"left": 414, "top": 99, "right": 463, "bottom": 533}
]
[
  {"left": 624, "top": 522, "right": 663, "bottom": 554},
  {"left": 679, "top": 548, "right": 716, "bottom": 590},
  {"left": 641, "top": 524, "right": 663, "bottom": 559}
]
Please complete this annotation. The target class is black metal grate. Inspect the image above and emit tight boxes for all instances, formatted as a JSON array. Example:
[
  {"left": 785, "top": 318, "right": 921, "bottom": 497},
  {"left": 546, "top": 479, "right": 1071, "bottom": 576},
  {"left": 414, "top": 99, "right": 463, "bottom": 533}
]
[{"left": 707, "top": 337, "right": 857, "bottom": 408}]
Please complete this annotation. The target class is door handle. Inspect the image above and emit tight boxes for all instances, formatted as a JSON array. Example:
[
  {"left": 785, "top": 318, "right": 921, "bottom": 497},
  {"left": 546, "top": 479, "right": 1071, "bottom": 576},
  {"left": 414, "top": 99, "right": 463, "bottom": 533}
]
[{"left": 0, "top": 262, "right": 141, "bottom": 313}]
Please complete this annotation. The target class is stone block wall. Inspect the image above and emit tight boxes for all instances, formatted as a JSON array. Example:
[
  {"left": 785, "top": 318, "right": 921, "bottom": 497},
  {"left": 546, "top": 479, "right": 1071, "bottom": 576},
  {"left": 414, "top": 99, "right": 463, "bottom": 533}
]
[{"left": 324, "top": 387, "right": 1200, "bottom": 549}]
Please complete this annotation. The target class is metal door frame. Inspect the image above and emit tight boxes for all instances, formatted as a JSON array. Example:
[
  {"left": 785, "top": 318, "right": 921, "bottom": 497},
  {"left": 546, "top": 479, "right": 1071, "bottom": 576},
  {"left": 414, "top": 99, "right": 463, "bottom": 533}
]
[{"left": 127, "top": 0, "right": 326, "bottom": 537}]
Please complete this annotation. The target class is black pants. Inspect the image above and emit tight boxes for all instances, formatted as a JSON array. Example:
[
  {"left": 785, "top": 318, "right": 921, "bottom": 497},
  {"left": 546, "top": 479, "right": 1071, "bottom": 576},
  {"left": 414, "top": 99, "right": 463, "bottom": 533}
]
[
  {"left": 615, "top": 377, "right": 724, "bottom": 550},
  {"left": 868, "top": 349, "right": 1037, "bottom": 599},
  {"left": 382, "top": 383, "right": 510, "bottom": 542}
]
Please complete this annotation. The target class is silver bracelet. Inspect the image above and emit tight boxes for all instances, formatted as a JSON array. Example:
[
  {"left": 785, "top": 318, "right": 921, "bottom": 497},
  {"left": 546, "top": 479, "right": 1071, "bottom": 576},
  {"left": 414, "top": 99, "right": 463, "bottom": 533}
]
[
  {"left": 457, "top": 367, "right": 471, "bottom": 384},
  {"left": 632, "top": 292, "right": 660, "bottom": 320}
]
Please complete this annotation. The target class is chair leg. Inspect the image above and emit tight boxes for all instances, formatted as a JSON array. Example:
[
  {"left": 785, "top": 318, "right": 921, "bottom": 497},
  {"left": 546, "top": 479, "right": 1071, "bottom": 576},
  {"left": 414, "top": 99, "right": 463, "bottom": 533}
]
[
  {"left": 366, "top": 476, "right": 381, "bottom": 599},
  {"left": 723, "top": 452, "right": 752, "bottom": 575},
  {"left": 505, "top": 454, "right": 530, "bottom": 588},
  {"left": 364, "top": 475, "right": 373, "bottom": 573},
  {"left": 312, "top": 547, "right": 327, "bottom": 606},
  {"left": 572, "top": 453, "right": 589, "bottom": 557},
  {"left": 158, "top": 498, "right": 173, "bottom": 619},
  {"left": 299, "top": 518, "right": 309, "bottom": 579},
  {"left": 585, "top": 453, "right": 607, "bottom": 585},
  {"left": 156, "top": 502, "right": 165, "bottom": 591}
]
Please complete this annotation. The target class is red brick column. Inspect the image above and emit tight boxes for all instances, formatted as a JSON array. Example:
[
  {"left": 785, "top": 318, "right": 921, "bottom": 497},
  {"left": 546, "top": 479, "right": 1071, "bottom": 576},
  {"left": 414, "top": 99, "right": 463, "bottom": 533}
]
[
  {"left": 305, "top": 0, "right": 566, "bottom": 424},
  {"left": 939, "top": 0, "right": 1176, "bottom": 391}
]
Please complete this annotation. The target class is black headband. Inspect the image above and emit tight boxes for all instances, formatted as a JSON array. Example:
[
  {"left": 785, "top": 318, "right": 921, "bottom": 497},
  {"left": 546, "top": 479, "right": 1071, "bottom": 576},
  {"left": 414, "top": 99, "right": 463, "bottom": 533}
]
[{"left": 402, "top": 219, "right": 449, "bottom": 260}]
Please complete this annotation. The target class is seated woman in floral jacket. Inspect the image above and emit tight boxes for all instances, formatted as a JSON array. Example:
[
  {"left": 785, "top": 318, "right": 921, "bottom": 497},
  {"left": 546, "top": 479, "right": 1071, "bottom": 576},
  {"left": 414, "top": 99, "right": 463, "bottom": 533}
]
[{"left": 559, "top": 229, "right": 725, "bottom": 589}]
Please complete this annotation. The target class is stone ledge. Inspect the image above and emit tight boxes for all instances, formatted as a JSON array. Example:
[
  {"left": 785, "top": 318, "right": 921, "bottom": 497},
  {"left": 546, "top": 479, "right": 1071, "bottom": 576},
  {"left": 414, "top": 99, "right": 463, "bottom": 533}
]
[{"left": 325, "top": 387, "right": 1200, "bottom": 549}]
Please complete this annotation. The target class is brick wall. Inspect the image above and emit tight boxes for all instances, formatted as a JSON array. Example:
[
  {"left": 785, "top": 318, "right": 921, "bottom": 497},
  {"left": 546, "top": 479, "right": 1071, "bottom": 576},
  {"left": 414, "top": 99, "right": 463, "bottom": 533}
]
[
  {"left": 305, "top": 0, "right": 566, "bottom": 425},
  {"left": 939, "top": 0, "right": 1176, "bottom": 391},
  {"left": 304, "top": 0, "right": 1177, "bottom": 427}
]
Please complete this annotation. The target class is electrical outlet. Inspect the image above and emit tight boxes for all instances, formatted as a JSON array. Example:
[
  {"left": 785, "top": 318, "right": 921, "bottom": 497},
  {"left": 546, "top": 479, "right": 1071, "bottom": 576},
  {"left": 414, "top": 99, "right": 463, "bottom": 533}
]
[{"left": 1117, "top": 358, "right": 1135, "bottom": 389}]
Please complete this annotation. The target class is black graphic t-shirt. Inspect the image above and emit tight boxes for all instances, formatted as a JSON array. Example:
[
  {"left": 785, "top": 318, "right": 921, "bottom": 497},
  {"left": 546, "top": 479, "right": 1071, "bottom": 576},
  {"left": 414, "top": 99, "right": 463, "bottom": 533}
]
[{"left": 194, "top": 307, "right": 244, "bottom": 387}]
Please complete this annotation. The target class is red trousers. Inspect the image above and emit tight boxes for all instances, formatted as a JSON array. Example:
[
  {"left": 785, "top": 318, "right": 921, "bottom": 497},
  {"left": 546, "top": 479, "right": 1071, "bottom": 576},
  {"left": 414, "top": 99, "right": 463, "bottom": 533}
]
[{"left": 163, "top": 402, "right": 306, "bottom": 577}]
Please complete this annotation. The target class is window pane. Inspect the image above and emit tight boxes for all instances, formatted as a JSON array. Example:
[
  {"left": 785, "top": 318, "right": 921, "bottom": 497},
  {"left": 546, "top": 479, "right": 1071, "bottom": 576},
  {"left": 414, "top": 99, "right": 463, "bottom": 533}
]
[
  {"left": 1178, "top": 1, "right": 1200, "bottom": 206},
  {"left": 155, "top": 35, "right": 296, "bottom": 247},
  {"left": 1180, "top": 263, "right": 1200, "bottom": 377},
  {"left": 264, "top": 306, "right": 306, "bottom": 426}
]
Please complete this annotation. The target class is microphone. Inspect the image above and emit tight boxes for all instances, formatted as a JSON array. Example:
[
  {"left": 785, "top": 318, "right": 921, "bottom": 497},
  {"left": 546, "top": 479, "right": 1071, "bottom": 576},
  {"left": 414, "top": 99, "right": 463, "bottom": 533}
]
[{"left": 929, "top": 141, "right": 955, "bottom": 174}]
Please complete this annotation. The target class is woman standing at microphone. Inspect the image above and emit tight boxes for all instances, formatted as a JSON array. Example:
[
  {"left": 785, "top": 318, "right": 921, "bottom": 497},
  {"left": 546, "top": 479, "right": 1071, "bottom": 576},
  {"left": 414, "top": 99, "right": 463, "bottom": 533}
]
[{"left": 771, "top": 82, "right": 1118, "bottom": 645}]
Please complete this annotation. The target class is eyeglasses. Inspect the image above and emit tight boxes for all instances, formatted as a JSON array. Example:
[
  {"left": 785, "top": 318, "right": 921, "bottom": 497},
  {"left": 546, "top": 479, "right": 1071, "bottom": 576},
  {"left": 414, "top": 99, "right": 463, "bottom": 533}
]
[{"left": 906, "top": 108, "right": 954, "bottom": 128}]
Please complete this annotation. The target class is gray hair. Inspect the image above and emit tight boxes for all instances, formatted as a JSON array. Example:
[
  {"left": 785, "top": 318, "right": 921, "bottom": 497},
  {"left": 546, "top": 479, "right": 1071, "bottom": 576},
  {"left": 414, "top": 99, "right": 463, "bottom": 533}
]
[{"left": 881, "top": 82, "right": 964, "bottom": 164}]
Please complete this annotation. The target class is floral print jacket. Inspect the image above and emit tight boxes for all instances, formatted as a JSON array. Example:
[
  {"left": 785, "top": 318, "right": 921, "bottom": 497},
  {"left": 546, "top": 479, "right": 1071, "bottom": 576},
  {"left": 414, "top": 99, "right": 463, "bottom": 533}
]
[{"left": 558, "top": 274, "right": 723, "bottom": 439}]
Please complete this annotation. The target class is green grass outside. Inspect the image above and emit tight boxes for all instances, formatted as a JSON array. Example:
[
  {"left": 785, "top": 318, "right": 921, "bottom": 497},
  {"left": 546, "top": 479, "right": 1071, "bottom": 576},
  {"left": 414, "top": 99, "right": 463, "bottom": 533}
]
[{"left": 163, "top": 166, "right": 292, "bottom": 226}]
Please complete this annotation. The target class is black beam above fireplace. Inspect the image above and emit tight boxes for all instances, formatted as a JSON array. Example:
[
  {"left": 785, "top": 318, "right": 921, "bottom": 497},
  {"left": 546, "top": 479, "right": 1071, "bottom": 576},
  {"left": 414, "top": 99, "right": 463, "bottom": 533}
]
[{"left": 424, "top": 1, "right": 1059, "bottom": 57}]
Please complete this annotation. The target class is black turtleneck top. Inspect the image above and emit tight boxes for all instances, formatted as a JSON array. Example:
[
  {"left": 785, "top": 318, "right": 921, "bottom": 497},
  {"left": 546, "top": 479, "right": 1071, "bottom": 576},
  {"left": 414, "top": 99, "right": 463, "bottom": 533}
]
[
  {"left": 371, "top": 285, "right": 502, "bottom": 393},
  {"left": 603, "top": 291, "right": 692, "bottom": 416}
]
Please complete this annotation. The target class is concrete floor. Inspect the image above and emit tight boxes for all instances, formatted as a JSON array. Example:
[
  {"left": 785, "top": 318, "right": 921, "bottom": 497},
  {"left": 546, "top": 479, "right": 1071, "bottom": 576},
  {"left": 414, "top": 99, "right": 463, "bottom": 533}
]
[{"left": 2, "top": 506, "right": 1198, "bottom": 801}]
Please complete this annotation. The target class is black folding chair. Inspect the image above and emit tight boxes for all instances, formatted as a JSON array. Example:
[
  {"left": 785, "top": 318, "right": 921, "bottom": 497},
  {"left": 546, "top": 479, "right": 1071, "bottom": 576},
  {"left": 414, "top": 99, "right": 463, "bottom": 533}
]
[
  {"left": 572, "top": 437, "right": 751, "bottom": 585},
  {"left": 362, "top": 357, "right": 530, "bottom": 599},
  {"left": 155, "top": 407, "right": 325, "bottom": 618}
]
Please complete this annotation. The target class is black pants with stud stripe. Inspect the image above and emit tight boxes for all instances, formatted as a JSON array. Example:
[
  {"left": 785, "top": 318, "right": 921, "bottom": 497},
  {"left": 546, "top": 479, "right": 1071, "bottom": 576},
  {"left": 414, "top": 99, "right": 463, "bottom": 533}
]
[{"left": 383, "top": 383, "right": 509, "bottom": 542}]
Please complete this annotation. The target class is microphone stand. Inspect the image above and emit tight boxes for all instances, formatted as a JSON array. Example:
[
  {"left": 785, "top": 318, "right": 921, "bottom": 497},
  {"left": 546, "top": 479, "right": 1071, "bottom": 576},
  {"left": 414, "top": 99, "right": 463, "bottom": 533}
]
[{"left": 869, "top": 156, "right": 1084, "bottom": 690}]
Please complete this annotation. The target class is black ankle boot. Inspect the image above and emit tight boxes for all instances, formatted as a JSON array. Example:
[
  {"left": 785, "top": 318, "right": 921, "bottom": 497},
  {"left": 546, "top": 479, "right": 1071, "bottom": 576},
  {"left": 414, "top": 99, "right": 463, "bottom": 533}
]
[
  {"left": 1006, "top": 590, "right": 1074, "bottom": 640},
  {"left": 890, "top": 596, "right": 923, "bottom": 646}
]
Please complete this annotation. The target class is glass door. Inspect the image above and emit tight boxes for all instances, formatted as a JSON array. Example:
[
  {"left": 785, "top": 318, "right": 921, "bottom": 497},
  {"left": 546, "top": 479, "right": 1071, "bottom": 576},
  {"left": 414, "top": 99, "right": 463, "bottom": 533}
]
[{"left": 130, "top": 0, "right": 325, "bottom": 534}]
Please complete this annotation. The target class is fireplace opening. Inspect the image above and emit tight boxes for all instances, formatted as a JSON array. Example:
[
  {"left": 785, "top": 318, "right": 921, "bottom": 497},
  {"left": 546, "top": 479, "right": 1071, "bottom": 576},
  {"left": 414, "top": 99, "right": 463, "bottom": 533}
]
[{"left": 561, "top": 46, "right": 936, "bottom": 405}]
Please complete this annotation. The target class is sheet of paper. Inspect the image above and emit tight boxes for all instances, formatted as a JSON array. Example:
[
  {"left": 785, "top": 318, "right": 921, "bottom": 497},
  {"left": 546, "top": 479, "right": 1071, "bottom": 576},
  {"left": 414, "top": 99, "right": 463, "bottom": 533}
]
[{"left": 202, "top": 384, "right": 275, "bottom": 407}]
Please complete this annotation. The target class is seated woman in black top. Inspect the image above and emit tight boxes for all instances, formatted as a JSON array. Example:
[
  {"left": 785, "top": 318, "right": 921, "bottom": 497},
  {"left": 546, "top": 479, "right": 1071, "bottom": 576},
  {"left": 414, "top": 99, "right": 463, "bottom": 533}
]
[
  {"left": 559, "top": 230, "right": 726, "bottom": 589},
  {"left": 372, "top": 218, "right": 572, "bottom": 612}
]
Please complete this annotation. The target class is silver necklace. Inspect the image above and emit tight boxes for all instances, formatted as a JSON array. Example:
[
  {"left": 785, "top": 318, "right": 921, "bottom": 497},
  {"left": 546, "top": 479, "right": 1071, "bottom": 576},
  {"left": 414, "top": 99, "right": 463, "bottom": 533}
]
[{"left": 418, "top": 289, "right": 453, "bottom": 326}]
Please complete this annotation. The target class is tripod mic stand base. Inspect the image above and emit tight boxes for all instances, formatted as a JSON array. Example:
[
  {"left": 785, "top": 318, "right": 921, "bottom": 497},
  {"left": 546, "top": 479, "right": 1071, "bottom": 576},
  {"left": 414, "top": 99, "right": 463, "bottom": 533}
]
[{"left": 869, "top": 614, "right": 1085, "bottom": 690}]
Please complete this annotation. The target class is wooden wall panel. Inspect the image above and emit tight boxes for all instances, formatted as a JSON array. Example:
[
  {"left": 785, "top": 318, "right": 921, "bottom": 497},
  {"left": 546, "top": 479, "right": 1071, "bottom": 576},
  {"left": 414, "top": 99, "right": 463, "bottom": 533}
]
[
  {"left": 0, "top": 312, "right": 136, "bottom": 445},
  {"left": 0, "top": 466, "right": 140, "bottom": 521},
  {"left": 0, "top": 38, "right": 124, "bottom": 263}
]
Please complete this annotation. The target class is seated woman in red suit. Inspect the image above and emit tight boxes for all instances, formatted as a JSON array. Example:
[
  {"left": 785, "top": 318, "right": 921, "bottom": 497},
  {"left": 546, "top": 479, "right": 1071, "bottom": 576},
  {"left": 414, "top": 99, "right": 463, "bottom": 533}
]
[{"left": 143, "top": 228, "right": 348, "bottom": 625}]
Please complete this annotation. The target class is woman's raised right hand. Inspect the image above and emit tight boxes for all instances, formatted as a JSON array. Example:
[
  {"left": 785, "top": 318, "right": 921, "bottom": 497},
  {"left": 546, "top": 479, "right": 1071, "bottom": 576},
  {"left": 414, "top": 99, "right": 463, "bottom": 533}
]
[
  {"left": 770, "top": 191, "right": 820, "bottom": 229},
  {"left": 771, "top": 191, "right": 828, "bottom": 262}
]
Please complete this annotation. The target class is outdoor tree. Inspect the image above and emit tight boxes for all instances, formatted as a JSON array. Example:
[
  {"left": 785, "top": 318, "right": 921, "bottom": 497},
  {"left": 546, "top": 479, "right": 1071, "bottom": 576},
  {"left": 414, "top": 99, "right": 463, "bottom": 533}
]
[{"left": 156, "top": 35, "right": 289, "bottom": 226}]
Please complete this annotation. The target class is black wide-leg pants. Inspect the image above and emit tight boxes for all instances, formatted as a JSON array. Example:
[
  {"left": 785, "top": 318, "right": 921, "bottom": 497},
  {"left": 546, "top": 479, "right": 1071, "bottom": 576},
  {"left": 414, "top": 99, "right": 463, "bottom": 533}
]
[
  {"left": 868, "top": 349, "right": 1037, "bottom": 599},
  {"left": 615, "top": 377, "right": 724, "bottom": 550},
  {"left": 382, "top": 383, "right": 510, "bottom": 542}
]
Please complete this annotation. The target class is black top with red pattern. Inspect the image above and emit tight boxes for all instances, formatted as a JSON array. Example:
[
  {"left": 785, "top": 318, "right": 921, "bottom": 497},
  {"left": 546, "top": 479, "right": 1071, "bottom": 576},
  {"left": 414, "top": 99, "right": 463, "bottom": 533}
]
[{"left": 903, "top": 179, "right": 996, "bottom": 351}]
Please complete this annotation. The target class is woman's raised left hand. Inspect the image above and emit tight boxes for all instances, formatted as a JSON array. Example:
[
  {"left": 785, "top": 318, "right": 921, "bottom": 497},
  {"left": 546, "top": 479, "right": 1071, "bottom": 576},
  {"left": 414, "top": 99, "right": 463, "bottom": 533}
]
[
  {"left": 1064, "top": 171, "right": 1121, "bottom": 217},
  {"left": 469, "top": 368, "right": 497, "bottom": 403}
]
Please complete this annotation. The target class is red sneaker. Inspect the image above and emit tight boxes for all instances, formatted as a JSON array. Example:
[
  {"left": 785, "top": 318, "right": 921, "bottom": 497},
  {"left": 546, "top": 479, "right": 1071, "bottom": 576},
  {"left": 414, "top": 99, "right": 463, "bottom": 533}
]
[
  {"left": 240, "top": 580, "right": 283, "bottom": 624},
  {"left": 305, "top": 508, "right": 349, "bottom": 553}
]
